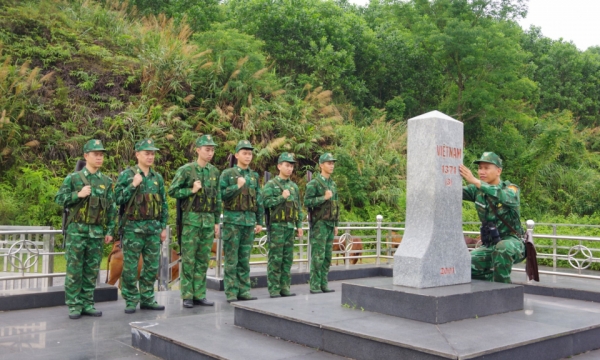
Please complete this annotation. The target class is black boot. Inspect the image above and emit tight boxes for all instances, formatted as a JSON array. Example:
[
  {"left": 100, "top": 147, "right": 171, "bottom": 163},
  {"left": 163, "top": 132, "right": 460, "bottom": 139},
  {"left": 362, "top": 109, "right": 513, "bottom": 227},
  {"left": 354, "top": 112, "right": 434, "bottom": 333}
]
[{"left": 183, "top": 299, "right": 194, "bottom": 308}]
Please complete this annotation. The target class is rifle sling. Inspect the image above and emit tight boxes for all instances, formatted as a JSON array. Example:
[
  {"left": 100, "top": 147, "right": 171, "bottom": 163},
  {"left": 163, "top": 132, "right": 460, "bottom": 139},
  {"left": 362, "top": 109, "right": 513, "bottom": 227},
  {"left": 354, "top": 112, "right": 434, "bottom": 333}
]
[{"left": 485, "top": 197, "right": 523, "bottom": 238}]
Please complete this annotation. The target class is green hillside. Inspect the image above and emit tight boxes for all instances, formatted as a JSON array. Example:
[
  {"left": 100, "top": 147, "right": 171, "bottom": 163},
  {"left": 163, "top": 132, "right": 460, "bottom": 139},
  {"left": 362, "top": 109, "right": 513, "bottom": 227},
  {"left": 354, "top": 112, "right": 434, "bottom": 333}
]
[{"left": 1, "top": 0, "right": 599, "bottom": 228}]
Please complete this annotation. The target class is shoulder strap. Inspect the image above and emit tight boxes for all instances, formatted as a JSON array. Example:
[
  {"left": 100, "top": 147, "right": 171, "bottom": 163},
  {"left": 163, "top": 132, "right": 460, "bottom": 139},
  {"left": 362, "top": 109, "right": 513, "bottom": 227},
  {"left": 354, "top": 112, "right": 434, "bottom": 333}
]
[
  {"left": 315, "top": 176, "right": 329, "bottom": 191},
  {"left": 189, "top": 162, "right": 199, "bottom": 182},
  {"left": 273, "top": 177, "right": 286, "bottom": 191},
  {"left": 77, "top": 171, "right": 90, "bottom": 187},
  {"left": 486, "top": 197, "right": 524, "bottom": 237}
]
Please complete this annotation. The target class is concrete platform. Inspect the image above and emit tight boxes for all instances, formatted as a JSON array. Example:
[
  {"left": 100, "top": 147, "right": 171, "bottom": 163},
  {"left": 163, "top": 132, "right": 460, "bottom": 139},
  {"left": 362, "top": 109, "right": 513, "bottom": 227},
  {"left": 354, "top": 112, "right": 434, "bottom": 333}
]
[
  {"left": 512, "top": 271, "right": 600, "bottom": 303},
  {"left": 341, "top": 278, "right": 523, "bottom": 324},
  {"left": 0, "top": 283, "right": 118, "bottom": 311},
  {"left": 233, "top": 278, "right": 600, "bottom": 360}
]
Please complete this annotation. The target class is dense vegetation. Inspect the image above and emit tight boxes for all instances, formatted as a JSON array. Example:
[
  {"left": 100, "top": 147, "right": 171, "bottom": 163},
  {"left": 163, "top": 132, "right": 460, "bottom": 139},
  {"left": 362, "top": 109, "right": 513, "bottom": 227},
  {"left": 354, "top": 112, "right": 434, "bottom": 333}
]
[{"left": 1, "top": 0, "right": 599, "bottom": 231}]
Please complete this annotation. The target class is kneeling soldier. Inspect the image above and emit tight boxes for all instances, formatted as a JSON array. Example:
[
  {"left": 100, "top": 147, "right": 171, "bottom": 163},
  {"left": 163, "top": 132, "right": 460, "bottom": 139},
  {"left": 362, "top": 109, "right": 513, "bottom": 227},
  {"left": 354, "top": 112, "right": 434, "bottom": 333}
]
[
  {"left": 55, "top": 139, "right": 116, "bottom": 319},
  {"left": 168, "top": 135, "right": 221, "bottom": 308},
  {"left": 263, "top": 153, "right": 303, "bottom": 298},
  {"left": 115, "top": 138, "right": 168, "bottom": 314},
  {"left": 460, "top": 152, "right": 525, "bottom": 283}
]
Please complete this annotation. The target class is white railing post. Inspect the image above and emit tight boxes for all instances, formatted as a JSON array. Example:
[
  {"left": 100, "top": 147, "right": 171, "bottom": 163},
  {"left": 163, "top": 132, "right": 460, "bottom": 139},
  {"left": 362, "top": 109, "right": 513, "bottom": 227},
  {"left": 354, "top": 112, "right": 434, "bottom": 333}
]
[
  {"left": 216, "top": 215, "right": 223, "bottom": 279},
  {"left": 552, "top": 224, "right": 557, "bottom": 271},
  {"left": 376, "top": 215, "right": 383, "bottom": 266}
]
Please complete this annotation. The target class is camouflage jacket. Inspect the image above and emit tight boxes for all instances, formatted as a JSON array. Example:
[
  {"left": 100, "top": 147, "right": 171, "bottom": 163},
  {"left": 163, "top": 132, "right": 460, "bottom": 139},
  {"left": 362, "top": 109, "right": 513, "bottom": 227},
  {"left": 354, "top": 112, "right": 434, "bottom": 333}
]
[
  {"left": 168, "top": 162, "right": 222, "bottom": 228},
  {"left": 263, "top": 176, "right": 303, "bottom": 229},
  {"left": 463, "top": 180, "right": 523, "bottom": 239},
  {"left": 115, "top": 166, "right": 168, "bottom": 234},
  {"left": 219, "top": 165, "right": 264, "bottom": 227},
  {"left": 304, "top": 173, "right": 339, "bottom": 227},
  {"left": 54, "top": 168, "right": 117, "bottom": 238}
]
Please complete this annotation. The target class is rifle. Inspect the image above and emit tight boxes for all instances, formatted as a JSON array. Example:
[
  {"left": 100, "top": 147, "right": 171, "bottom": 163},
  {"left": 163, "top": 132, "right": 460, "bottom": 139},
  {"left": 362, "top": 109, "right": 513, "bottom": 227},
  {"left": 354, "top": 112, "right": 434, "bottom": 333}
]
[
  {"left": 306, "top": 171, "right": 313, "bottom": 233},
  {"left": 264, "top": 171, "right": 272, "bottom": 243},
  {"left": 62, "top": 160, "right": 87, "bottom": 248}
]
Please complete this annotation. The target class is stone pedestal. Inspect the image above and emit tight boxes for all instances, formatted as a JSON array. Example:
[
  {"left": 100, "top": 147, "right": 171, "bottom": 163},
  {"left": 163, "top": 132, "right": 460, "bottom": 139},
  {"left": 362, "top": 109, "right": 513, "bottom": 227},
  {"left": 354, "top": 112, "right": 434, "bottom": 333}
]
[
  {"left": 393, "top": 110, "right": 471, "bottom": 288},
  {"left": 341, "top": 278, "right": 523, "bottom": 324}
]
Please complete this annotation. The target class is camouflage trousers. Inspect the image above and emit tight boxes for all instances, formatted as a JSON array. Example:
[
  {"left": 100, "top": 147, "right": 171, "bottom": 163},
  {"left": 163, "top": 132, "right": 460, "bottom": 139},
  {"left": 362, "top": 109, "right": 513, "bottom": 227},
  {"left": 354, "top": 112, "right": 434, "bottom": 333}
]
[
  {"left": 471, "top": 236, "right": 525, "bottom": 283},
  {"left": 222, "top": 223, "right": 255, "bottom": 300},
  {"left": 180, "top": 224, "right": 214, "bottom": 300},
  {"left": 267, "top": 225, "right": 295, "bottom": 296},
  {"left": 121, "top": 231, "right": 160, "bottom": 307},
  {"left": 64, "top": 233, "right": 103, "bottom": 312},
  {"left": 309, "top": 221, "right": 334, "bottom": 292}
]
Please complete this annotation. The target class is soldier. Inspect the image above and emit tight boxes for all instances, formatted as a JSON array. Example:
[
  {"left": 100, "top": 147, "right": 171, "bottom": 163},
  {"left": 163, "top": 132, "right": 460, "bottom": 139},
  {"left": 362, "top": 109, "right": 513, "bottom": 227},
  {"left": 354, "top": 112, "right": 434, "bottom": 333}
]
[
  {"left": 168, "top": 135, "right": 221, "bottom": 308},
  {"left": 263, "top": 153, "right": 304, "bottom": 298},
  {"left": 219, "top": 140, "right": 264, "bottom": 303},
  {"left": 115, "top": 138, "right": 169, "bottom": 314},
  {"left": 54, "top": 139, "right": 117, "bottom": 319},
  {"left": 304, "top": 153, "right": 339, "bottom": 294},
  {"left": 460, "top": 152, "right": 525, "bottom": 283}
]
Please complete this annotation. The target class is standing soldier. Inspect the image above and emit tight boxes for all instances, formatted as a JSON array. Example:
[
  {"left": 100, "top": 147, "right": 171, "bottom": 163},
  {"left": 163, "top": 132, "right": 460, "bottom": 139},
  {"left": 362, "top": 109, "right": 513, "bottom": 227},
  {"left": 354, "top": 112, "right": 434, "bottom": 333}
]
[
  {"left": 263, "top": 153, "right": 303, "bottom": 298},
  {"left": 219, "top": 140, "right": 264, "bottom": 303},
  {"left": 304, "top": 153, "right": 339, "bottom": 294},
  {"left": 115, "top": 138, "right": 168, "bottom": 314},
  {"left": 460, "top": 152, "right": 525, "bottom": 283},
  {"left": 168, "top": 135, "right": 221, "bottom": 308},
  {"left": 55, "top": 139, "right": 116, "bottom": 319}
]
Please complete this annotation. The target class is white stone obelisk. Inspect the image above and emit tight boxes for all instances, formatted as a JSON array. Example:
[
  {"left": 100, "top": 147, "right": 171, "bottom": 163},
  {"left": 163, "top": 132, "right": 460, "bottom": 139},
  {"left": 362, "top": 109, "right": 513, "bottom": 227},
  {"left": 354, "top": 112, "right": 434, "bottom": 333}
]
[{"left": 393, "top": 111, "right": 471, "bottom": 288}]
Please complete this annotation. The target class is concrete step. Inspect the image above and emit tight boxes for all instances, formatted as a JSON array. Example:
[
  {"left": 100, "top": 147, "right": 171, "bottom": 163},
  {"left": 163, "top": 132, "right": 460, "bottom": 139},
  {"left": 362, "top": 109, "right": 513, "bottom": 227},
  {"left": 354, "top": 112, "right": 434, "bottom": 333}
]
[{"left": 233, "top": 279, "right": 600, "bottom": 360}]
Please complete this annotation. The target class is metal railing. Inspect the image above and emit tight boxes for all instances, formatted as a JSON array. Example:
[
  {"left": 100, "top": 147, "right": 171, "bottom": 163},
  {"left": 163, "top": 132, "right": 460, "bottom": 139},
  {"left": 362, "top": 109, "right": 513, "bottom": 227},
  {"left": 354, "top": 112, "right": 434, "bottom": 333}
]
[{"left": 3, "top": 218, "right": 600, "bottom": 292}]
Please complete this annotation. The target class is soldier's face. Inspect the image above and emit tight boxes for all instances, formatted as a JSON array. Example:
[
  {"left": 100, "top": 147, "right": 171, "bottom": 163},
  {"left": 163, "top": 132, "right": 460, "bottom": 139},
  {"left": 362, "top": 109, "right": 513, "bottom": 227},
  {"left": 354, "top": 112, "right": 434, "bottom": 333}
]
[
  {"left": 320, "top": 161, "right": 335, "bottom": 175},
  {"left": 84, "top": 151, "right": 104, "bottom": 169},
  {"left": 278, "top": 162, "right": 295, "bottom": 178},
  {"left": 136, "top": 150, "right": 155, "bottom": 167},
  {"left": 477, "top": 162, "right": 502, "bottom": 184},
  {"left": 196, "top": 146, "right": 215, "bottom": 163},
  {"left": 235, "top": 149, "right": 253, "bottom": 167}
]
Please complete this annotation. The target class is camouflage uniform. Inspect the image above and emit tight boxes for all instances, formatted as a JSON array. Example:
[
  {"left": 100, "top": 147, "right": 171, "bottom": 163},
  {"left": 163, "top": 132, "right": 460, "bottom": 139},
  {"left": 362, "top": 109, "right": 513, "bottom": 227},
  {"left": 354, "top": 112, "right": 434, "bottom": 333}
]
[
  {"left": 463, "top": 152, "right": 525, "bottom": 283},
  {"left": 219, "top": 140, "right": 264, "bottom": 302},
  {"left": 54, "top": 139, "right": 116, "bottom": 318},
  {"left": 115, "top": 139, "right": 168, "bottom": 310},
  {"left": 304, "top": 153, "right": 339, "bottom": 293},
  {"left": 263, "top": 153, "right": 303, "bottom": 297},
  {"left": 168, "top": 135, "right": 221, "bottom": 303}
]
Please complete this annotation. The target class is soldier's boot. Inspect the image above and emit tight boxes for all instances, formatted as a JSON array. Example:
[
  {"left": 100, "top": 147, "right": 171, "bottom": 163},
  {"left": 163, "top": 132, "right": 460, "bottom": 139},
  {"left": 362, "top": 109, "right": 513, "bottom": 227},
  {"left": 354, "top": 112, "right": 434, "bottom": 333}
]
[
  {"left": 270, "top": 294, "right": 281, "bottom": 298},
  {"left": 193, "top": 298, "right": 214, "bottom": 306},
  {"left": 82, "top": 306, "right": 102, "bottom": 317},
  {"left": 183, "top": 299, "right": 194, "bottom": 308},
  {"left": 321, "top": 287, "right": 335, "bottom": 293},
  {"left": 237, "top": 293, "right": 257, "bottom": 301},
  {"left": 124, "top": 303, "right": 137, "bottom": 314},
  {"left": 69, "top": 310, "right": 82, "bottom": 320},
  {"left": 280, "top": 290, "right": 296, "bottom": 297},
  {"left": 141, "top": 302, "right": 165, "bottom": 310}
]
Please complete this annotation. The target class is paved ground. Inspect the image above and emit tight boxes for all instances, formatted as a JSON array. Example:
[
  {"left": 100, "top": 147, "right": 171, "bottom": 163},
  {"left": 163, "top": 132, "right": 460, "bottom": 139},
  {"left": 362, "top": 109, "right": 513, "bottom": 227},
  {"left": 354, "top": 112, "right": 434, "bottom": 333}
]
[{"left": 0, "top": 280, "right": 344, "bottom": 360}]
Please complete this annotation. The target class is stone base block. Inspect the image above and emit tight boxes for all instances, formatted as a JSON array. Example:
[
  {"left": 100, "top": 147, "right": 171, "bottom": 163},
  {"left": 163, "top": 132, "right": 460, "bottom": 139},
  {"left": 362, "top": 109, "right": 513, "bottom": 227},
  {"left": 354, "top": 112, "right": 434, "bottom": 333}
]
[
  {"left": 341, "top": 277, "right": 523, "bottom": 324},
  {"left": 0, "top": 283, "right": 118, "bottom": 311}
]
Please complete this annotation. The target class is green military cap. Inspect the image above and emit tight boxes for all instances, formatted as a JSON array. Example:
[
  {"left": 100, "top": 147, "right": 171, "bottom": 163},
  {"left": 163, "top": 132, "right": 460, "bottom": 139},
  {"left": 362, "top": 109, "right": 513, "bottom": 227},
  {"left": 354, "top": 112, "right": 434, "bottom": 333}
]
[
  {"left": 235, "top": 139, "right": 254, "bottom": 153},
  {"left": 278, "top": 152, "right": 296, "bottom": 164},
  {"left": 195, "top": 134, "right": 217, "bottom": 147},
  {"left": 135, "top": 138, "right": 160, "bottom": 152},
  {"left": 319, "top": 152, "right": 336, "bottom": 164},
  {"left": 83, "top": 139, "right": 106, "bottom": 153},
  {"left": 473, "top": 152, "right": 502, "bottom": 168}
]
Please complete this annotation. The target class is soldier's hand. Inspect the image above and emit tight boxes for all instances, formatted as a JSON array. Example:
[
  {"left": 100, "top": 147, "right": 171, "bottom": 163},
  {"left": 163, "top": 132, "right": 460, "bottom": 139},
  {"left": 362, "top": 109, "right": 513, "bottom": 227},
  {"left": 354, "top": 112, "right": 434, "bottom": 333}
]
[
  {"left": 324, "top": 190, "right": 333, "bottom": 200},
  {"left": 237, "top": 176, "right": 246, "bottom": 188},
  {"left": 282, "top": 189, "right": 290, "bottom": 199},
  {"left": 297, "top": 228, "right": 304, "bottom": 238},
  {"left": 254, "top": 225, "right": 262, "bottom": 234},
  {"left": 334, "top": 227, "right": 338, "bottom": 236},
  {"left": 214, "top": 224, "right": 220, "bottom": 238},
  {"left": 104, "top": 235, "right": 113, "bottom": 244},
  {"left": 192, "top": 180, "right": 202, "bottom": 193},
  {"left": 78, "top": 185, "right": 91, "bottom": 198},
  {"left": 160, "top": 228, "right": 167, "bottom": 242},
  {"left": 132, "top": 173, "right": 143, "bottom": 187},
  {"left": 459, "top": 164, "right": 481, "bottom": 188}
]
